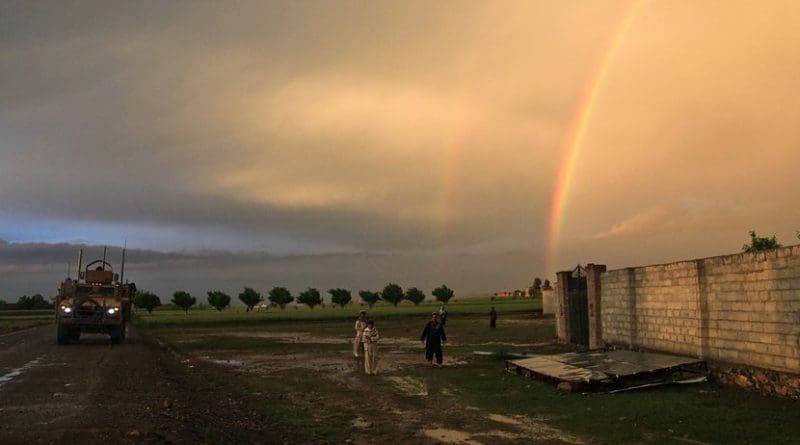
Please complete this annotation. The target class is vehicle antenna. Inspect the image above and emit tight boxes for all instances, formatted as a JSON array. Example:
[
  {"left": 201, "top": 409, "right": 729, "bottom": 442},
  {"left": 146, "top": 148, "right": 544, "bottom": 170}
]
[
  {"left": 120, "top": 241, "right": 127, "bottom": 284},
  {"left": 77, "top": 248, "right": 83, "bottom": 280}
]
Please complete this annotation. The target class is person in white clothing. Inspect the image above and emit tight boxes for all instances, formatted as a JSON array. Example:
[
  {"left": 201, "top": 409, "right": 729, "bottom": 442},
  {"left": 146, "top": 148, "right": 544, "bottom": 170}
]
[
  {"left": 362, "top": 320, "right": 380, "bottom": 375},
  {"left": 353, "top": 311, "right": 367, "bottom": 358}
]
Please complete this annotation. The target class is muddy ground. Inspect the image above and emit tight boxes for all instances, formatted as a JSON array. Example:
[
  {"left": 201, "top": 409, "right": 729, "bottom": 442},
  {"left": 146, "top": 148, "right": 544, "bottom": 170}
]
[
  {"left": 7, "top": 313, "right": 795, "bottom": 444},
  {"left": 1, "top": 316, "right": 574, "bottom": 444},
  {"left": 155, "top": 315, "right": 582, "bottom": 445},
  {"left": 0, "top": 324, "right": 283, "bottom": 444}
]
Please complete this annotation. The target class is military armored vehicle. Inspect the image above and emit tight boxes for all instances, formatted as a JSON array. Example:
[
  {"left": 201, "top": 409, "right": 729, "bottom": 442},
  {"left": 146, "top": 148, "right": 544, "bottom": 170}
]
[{"left": 55, "top": 248, "right": 135, "bottom": 344}]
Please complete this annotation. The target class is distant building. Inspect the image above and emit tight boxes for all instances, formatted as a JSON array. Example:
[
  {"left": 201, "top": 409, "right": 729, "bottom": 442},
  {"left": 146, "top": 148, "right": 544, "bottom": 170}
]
[{"left": 493, "top": 287, "right": 538, "bottom": 298}]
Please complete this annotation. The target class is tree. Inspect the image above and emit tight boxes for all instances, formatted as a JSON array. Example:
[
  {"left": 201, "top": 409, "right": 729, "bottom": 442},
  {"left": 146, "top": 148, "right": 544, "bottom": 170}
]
[
  {"left": 329, "top": 288, "right": 352, "bottom": 308},
  {"left": 431, "top": 285, "right": 454, "bottom": 304},
  {"left": 238, "top": 287, "right": 263, "bottom": 312},
  {"left": 171, "top": 290, "right": 196, "bottom": 313},
  {"left": 206, "top": 290, "right": 231, "bottom": 311},
  {"left": 297, "top": 288, "right": 323, "bottom": 309},
  {"left": 404, "top": 287, "right": 426, "bottom": 306},
  {"left": 543, "top": 279, "right": 552, "bottom": 290},
  {"left": 742, "top": 230, "right": 781, "bottom": 252},
  {"left": 17, "top": 294, "right": 53, "bottom": 310},
  {"left": 358, "top": 290, "right": 380, "bottom": 308},
  {"left": 134, "top": 290, "right": 161, "bottom": 314},
  {"left": 381, "top": 283, "right": 404, "bottom": 307},
  {"left": 531, "top": 277, "right": 543, "bottom": 298},
  {"left": 268, "top": 287, "right": 294, "bottom": 309}
]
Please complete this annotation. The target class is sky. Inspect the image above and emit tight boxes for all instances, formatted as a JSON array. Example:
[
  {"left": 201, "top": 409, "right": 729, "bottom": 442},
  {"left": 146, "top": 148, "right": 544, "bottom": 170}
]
[{"left": 2, "top": 1, "right": 800, "bottom": 301}]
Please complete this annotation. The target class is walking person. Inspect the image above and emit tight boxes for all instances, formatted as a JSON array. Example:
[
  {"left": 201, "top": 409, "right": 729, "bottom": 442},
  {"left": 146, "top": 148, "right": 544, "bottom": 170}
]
[
  {"left": 362, "top": 320, "right": 380, "bottom": 375},
  {"left": 421, "top": 312, "right": 447, "bottom": 367},
  {"left": 353, "top": 311, "right": 367, "bottom": 358},
  {"left": 489, "top": 306, "right": 497, "bottom": 329},
  {"left": 438, "top": 305, "right": 449, "bottom": 326}
]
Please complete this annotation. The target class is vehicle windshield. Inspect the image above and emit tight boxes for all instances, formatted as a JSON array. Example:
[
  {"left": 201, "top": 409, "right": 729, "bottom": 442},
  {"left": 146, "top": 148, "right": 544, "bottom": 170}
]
[{"left": 75, "top": 286, "right": 116, "bottom": 297}]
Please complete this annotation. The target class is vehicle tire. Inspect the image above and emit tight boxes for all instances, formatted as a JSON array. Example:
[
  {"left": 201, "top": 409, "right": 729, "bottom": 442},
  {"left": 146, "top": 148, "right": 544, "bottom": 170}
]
[
  {"left": 69, "top": 328, "right": 81, "bottom": 342},
  {"left": 110, "top": 326, "right": 123, "bottom": 345},
  {"left": 57, "top": 325, "right": 70, "bottom": 345}
]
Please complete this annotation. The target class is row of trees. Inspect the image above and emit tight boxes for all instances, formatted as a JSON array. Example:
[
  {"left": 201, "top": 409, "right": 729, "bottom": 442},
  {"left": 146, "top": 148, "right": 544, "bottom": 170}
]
[
  {"left": 0, "top": 294, "right": 54, "bottom": 310},
  {"left": 134, "top": 284, "right": 456, "bottom": 314}
]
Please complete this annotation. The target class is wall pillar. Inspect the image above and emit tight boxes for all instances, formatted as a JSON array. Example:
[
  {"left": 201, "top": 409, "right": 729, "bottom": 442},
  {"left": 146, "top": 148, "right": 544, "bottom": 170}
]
[
  {"left": 586, "top": 263, "right": 607, "bottom": 350},
  {"left": 555, "top": 271, "right": 571, "bottom": 342},
  {"left": 541, "top": 287, "right": 556, "bottom": 314}
]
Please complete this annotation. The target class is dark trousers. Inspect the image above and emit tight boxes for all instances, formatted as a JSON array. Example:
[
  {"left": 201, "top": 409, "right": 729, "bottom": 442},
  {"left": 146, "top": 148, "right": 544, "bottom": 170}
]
[{"left": 425, "top": 344, "right": 443, "bottom": 364}]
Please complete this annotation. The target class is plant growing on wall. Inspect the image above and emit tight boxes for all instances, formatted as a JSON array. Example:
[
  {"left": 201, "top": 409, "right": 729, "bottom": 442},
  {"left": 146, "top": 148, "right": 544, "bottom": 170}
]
[{"left": 742, "top": 230, "right": 781, "bottom": 252}]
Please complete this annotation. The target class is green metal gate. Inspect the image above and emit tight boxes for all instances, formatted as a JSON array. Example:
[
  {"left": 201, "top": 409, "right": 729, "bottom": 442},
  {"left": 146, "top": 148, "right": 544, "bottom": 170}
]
[{"left": 567, "top": 265, "right": 589, "bottom": 346}]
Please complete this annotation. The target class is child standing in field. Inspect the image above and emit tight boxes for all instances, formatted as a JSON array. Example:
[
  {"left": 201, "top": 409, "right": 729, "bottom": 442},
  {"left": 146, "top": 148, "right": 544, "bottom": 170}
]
[
  {"left": 353, "top": 311, "right": 367, "bottom": 358},
  {"left": 438, "top": 305, "right": 448, "bottom": 326},
  {"left": 362, "top": 320, "right": 380, "bottom": 375}
]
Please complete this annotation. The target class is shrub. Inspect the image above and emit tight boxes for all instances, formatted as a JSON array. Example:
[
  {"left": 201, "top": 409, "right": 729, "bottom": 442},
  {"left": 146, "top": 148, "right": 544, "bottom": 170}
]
[
  {"left": 381, "top": 283, "right": 404, "bottom": 307},
  {"left": 134, "top": 290, "right": 161, "bottom": 313},
  {"left": 268, "top": 287, "right": 294, "bottom": 309},
  {"left": 329, "top": 288, "right": 352, "bottom": 308},
  {"left": 206, "top": 290, "right": 231, "bottom": 311}
]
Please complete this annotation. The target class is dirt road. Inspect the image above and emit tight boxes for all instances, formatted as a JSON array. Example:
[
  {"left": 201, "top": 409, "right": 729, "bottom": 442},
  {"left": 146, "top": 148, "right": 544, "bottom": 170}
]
[{"left": 0, "top": 324, "right": 276, "bottom": 445}]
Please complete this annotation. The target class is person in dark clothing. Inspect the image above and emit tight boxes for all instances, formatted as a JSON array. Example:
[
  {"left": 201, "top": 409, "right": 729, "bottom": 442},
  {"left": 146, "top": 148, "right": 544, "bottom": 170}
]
[
  {"left": 489, "top": 306, "right": 497, "bottom": 329},
  {"left": 421, "top": 313, "right": 447, "bottom": 367}
]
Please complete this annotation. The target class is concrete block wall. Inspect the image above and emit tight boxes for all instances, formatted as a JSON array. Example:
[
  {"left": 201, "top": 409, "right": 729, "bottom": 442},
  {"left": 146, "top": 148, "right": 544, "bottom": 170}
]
[
  {"left": 601, "top": 245, "right": 800, "bottom": 374},
  {"left": 541, "top": 288, "right": 556, "bottom": 314}
]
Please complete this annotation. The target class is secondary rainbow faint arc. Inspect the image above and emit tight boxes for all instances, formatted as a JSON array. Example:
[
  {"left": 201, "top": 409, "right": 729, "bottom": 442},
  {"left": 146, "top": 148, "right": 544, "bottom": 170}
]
[{"left": 545, "top": 1, "right": 643, "bottom": 275}]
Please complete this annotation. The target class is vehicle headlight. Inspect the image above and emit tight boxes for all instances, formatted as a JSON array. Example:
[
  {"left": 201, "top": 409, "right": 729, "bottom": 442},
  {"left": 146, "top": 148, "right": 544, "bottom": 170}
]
[
  {"left": 60, "top": 305, "right": 72, "bottom": 314},
  {"left": 106, "top": 307, "right": 119, "bottom": 315}
]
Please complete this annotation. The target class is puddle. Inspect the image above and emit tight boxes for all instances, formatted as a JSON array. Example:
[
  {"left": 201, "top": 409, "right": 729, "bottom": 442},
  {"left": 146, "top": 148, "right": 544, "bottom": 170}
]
[
  {"left": 473, "top": 341, "right": 554, "bottom": 347},
  {"left": 487, "top": 413, "right": 524, "bottom": 426},
  {"left": 387, "top": 376, "right": 428, "bottom": 396},
  {"left": 184, "top": 331, "right": 432, "bottom": 348},
  {"left": 198, "top": 356, "right": 245, "bottom": 367},
  {"left": 351, "top": 416, "right": 372, "bottom": 429},
  {"left": 484, "top": 413, "right": 584, "bottom": 444},
  {"left": 421, "top": 428, "right": 483, "bottom": 445},
  {"left": 0, "top": 356, "right": 44, "bottom": 388}
]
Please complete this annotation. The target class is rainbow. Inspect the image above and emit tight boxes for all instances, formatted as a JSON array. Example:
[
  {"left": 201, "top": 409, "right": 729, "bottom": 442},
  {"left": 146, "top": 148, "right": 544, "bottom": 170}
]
[{"left": 545, "top": 1, "right": 643, "bottom": 275}]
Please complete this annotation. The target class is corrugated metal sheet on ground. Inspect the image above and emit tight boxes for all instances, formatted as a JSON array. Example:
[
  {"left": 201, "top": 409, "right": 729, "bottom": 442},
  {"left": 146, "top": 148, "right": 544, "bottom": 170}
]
[{"left": 511, "top": 350, "right": 704, "bottom": 384}]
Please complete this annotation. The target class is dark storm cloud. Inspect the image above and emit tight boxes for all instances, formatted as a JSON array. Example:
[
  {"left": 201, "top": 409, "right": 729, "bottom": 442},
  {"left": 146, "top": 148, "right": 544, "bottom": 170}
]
[
  {"left": 3, "top": 1, "right": 800, "bottom": 298},
  {"left": 0, "top": 240, "right": 541, "bottom": 302},
  {"left": 0, "top": 1, "right": 554, "bottom": 254}
]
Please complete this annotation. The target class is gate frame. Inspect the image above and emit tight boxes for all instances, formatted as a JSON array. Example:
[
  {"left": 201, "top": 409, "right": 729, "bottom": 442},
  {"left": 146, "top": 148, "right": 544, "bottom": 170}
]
[{"left": 555, "top": 263, "right": 606, "bottom": 349}]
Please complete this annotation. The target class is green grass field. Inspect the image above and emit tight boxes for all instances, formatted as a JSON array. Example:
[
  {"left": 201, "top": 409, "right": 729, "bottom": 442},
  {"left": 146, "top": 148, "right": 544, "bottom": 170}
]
[
  {"left": 0, "top": 309, "right": 53, "bottom": 334},
  {"left": 135, "top": 296, "right": 538, "bottom": 327},
  {"left": 135, "top": 299, "right": 800, "bottom": 444}
]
